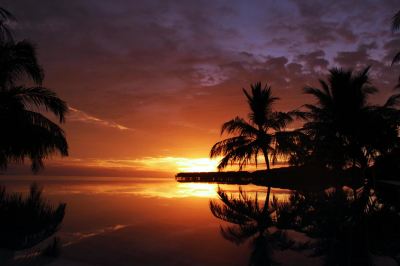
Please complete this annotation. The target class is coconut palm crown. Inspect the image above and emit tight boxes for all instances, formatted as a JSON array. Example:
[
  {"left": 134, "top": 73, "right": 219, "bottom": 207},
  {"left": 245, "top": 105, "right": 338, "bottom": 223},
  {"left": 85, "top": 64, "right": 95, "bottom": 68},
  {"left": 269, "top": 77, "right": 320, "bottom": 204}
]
[
  {"left": 210, "top": 82, "right": 294, "bottom": 207},
  {"left": 0, "top": 7, "right": 68, "bottom": 172},
  {"left": 210, "top": 82, "right": 292, "bottom": 170},
  {"left": 302, "top": 67, "right": 400, "bottom": 170}
]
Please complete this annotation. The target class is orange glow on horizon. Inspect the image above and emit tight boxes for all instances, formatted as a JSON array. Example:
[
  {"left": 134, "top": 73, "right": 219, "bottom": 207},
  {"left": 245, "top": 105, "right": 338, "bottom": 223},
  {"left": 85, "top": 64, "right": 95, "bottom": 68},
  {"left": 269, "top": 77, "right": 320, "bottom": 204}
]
[
  {"left": 175, "top": 158, "right": 219, "bottom": 172},
  {"left": 42, "top": 155, "right": 288, "bottom": 177},
  {"left": 45, "top": 156, "right": 223, "bottom": 174}
]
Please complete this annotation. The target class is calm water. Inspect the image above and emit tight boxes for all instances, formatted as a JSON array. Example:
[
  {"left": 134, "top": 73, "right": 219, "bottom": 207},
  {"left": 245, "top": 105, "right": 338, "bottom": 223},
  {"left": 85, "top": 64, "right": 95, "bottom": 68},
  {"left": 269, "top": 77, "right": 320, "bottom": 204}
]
[{"left": 0, "top": 176, "right": 320, "bottom": 266}]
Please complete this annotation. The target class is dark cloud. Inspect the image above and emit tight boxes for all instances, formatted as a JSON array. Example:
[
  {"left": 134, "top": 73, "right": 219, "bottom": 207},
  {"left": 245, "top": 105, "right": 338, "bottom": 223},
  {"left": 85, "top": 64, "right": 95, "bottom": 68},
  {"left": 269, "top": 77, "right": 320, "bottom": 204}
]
[
  {"left": 296, "top": 50, "right": 329, "bottom": 72},
  {"left": 334, "top": 44, "right": 374, "bottom": 68}
]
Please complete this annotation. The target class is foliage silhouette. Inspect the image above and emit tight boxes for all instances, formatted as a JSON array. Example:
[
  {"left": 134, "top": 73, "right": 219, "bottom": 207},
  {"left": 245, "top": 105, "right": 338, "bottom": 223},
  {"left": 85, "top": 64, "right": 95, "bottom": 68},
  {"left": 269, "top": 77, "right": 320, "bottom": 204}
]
[
  {"left": 210, "top": 187, "right": 293, "bottom": 266},
  {"left": 274, "top": 188, "right": 400, "bottom": 266},
  {"left": 0, "top": 7, "right": 68, "bottom": 172},
  {"left": 0, "top": 7, "right": 14, "bottom": 43},
  {"left": 0, "top": 183, "right": 65, "bottom": 251},
  {"left": 210, "top": 82, "right": 296, "bottom": 208},
  {"left": 300, "top": 67, "right": 400, "bottom": 174},
  {"left": 392, "top": 10, "right": 400, "bottom": 64},
  {"left": 391, "top": 9, "right": 400, "bottom": 88}
]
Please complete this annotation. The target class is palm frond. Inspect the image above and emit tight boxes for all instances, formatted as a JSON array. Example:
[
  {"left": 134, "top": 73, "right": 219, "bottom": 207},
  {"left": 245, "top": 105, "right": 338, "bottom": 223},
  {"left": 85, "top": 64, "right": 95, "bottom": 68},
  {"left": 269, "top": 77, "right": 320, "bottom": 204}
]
[
  {"left": 392, "top": 10, "right": 400, "bottom": 32},
  {"left": 304, "top": 86, "right": 332, "bottom": 108},
  {"left": 0, "top": 109, "right": 68, "bottom": 172},
  {"left": 210, "top": 136, "right": 252, "bottom": 159},
  {"left": 391, "top": 51, "right": 400, "bottom": 66},
  {"left": 10, "top": 86, "right": 68, "bottom": 122},
  {"left": 0, "top": 40, "right": 44, "bottom": 87},
  {"left": 384, "top": 93, "right": 400, "bottom": 108},
  {"left": 0, "top": 7, "right": 15, "bottom": 43},
  {"left": 243, "top": 82, "right": 279, "bottom": 127},
  {"left": 215, "top": 140, "right": 260, "bottom": 170},
  {"left": 220, "top": 117, "right": 258, "bottom": 136},
  {"left": 268, "top": 111, "right": 293, "bottom": 131}
]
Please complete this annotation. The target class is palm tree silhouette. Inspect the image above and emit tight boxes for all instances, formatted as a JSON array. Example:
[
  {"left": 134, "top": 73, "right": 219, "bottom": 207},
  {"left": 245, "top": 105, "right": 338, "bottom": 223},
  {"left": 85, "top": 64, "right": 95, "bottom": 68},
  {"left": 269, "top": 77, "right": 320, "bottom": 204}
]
[
  {"left": 392, "top": 10, "right": 400, "bottom": 65},
  {"left": 391, "top": 9, "right": 400, "bottom": 88},
  {"left": 210, "top": 82, "right": 293, "bottom": 209},
  {"left": 0, "top": 9, "right": 67, "bottom": 264},
  {"left": 0, "top": 8, "right": 68, "bottom": 172},
  {"left": 0, "top": 7, "right": 14, "bottom": 43},
  {"left": 302, "top": 67, "right": 399, "bottom": 173},
  {"left": 210, "top": 187, "right": 292, "bottom": 266}
]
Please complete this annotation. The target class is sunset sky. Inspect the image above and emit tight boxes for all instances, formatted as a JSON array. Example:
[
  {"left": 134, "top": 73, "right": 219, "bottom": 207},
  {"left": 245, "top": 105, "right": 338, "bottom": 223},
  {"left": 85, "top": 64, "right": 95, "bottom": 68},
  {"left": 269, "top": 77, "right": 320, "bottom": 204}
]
[{"left": 4, "top": 0, "right": 400, "bottom": 176}]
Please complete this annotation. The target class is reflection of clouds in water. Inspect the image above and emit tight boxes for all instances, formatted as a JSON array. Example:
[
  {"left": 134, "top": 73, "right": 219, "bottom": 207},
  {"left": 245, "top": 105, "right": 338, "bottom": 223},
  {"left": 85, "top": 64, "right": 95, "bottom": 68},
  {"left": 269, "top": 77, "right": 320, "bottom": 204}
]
[{"left": 62, "top": 224, "right": 128, "bottom": 247}]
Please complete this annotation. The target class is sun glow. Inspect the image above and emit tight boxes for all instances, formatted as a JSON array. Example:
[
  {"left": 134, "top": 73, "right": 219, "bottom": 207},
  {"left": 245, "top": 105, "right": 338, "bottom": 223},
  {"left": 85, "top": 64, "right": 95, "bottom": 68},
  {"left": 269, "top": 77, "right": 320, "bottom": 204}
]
[{"left": 175, "top": 158, "right": 219, "bottom": 172}]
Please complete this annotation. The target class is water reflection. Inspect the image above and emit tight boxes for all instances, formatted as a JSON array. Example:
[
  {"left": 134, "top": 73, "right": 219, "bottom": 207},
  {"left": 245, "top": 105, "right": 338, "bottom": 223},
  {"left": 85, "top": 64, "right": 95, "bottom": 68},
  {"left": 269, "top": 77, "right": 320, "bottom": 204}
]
[
  {"left": 210, "top": 187, "right": 293, "bottom": 266},
  {"left": 0, "top": 176, "right": 291, "bottom": 199},
  {"left": 209, "top": 185, "right": 400, "bottom": 266},
  {"left": 0, "top": 183, "right": 65, "bottom": 266},
  {"left": 274, "top": 188, "right": 400, "bottom": 265}
]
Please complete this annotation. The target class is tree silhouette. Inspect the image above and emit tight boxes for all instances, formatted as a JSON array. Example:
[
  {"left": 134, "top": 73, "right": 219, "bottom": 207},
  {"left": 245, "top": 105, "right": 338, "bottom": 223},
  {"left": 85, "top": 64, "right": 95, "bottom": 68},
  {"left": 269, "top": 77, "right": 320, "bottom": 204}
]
[
  {"left": 210, "top": 82, "right": 294, "bottom": 208},
  {"left": 0, "top": 7, "right": 14, "bottom": 43},
  {"left": 392, "top": 10, "right": 400, "bottom": 65},
  {"left": 0, "top": 8, "right": 68, "bottom": 172},
  {"left": 302, "top": 67, "right": 400, "bottom": 174},
  {"left": 391, "top": 9, "right": 400, "bottom": 88}
]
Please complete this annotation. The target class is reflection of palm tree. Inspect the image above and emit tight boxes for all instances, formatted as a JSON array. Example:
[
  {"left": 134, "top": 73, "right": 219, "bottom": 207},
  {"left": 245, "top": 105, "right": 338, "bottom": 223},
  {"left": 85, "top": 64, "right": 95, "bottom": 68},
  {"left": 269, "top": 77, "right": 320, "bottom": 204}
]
[
  {"left": 0, "top": 183, "right": 65, "bottom": 250},
  {"left": 210, "top": 83, "right": 293, "bottom": 208},
  {"left": 0, "top": 8, "right": 68, "bottom": 172},
  {"left": 210, "top": 187, "right": 292, "bottom": 266},
  {"left": 276, "top": 189, "right": 400, "bottom": 266},
  {"left": 0, "top": 183, "right": 65, "bottom": 264}
]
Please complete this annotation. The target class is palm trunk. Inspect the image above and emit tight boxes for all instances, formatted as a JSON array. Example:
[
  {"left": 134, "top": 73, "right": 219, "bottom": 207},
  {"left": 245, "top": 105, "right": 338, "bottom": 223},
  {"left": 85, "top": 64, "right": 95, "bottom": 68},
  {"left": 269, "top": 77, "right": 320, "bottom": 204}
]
[{"left": 262, "top": 149, "right": 271, "bottom": 213}]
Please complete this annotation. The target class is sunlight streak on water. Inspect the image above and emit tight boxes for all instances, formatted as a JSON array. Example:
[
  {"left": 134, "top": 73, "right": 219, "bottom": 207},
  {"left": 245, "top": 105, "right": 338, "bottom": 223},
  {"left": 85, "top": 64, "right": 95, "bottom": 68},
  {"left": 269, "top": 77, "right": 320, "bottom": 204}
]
[{"left": 0, "top": 176, "right": 292, "bottom": 201}]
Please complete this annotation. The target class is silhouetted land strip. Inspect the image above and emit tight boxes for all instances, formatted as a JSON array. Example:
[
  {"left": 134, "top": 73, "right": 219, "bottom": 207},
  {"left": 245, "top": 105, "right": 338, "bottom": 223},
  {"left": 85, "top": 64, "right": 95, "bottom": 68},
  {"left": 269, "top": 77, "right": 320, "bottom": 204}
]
[{"left": 176, "top": 165, "right": 369, "bottom": 190}]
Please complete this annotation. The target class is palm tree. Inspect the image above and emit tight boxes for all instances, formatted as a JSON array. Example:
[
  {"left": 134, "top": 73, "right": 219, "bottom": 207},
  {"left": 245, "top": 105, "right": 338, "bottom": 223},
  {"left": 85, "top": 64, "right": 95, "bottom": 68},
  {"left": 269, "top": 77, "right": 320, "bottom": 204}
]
[
  {"left": 0, "top": 8, "right": 68, "bottom": 172},
  {"left": 391, "top": 9, "right": 400, "bottom": 88},
  {"left": 210, "top": 82, "right": 293, "bottom": 209},
  {"left": 392, "top": 10, "right": 400, "bottom": 65},
  {"left": 0, "top": 7, "right": 14, "bottom": 43},
  {"left": 302, "top": 67, "right": 400, "bottom": 172}
]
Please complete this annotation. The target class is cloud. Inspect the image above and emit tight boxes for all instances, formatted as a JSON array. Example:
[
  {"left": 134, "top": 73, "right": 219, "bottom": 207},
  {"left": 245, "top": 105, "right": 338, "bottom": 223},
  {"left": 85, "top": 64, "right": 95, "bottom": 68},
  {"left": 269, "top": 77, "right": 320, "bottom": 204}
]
[
  {"left": 68, "top": 107, "right": 133, "bottom": 131},
  {"left": 2, "top": 0, "right": 400, "bottom": 166},
  {"left": 42, "top": 156, "right": 222, "bottom": 173},
  {"left": 296, "top": 50, "right": 329, "bottom": 72}
]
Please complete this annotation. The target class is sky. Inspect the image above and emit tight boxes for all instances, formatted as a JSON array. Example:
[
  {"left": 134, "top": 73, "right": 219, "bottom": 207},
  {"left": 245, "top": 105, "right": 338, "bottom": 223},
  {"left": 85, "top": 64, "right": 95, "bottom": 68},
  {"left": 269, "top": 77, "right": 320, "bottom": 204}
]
[{"left": 3, "top": 0, "right": 400, "bottom": 176}]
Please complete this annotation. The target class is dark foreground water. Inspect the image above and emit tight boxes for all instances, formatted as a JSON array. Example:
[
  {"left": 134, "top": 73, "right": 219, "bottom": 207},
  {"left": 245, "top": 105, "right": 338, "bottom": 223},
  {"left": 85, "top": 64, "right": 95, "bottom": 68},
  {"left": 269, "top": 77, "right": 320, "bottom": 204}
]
[{"left": 0, "top": 176, "right": 395, "bottom": 266}]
